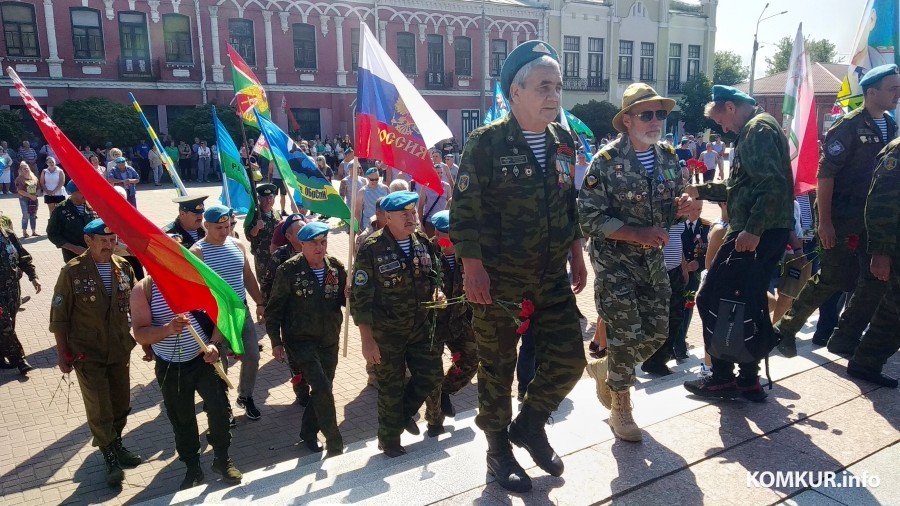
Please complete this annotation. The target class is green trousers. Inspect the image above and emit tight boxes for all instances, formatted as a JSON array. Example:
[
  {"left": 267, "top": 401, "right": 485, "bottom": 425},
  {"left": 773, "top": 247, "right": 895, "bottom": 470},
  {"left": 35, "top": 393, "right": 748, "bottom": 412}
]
[
  {"left": 74, "top": 360, "right": 132, "bottom": 449},
  {"left": 287, "top": 340, "right": 342, "bottom": 449}
]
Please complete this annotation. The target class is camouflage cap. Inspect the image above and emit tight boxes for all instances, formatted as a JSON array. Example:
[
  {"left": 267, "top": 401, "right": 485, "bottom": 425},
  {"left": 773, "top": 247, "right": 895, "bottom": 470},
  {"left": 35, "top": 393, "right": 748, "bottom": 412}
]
[{"left": 500, "top": 40, "right": 560, "bottom": 99}]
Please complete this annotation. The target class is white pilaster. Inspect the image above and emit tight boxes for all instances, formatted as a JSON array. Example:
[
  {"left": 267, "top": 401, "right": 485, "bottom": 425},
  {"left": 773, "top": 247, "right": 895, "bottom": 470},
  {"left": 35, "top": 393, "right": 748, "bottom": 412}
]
[
  {"left": 42, "top": 0, "right": 63, "bottom": 78},
  {"left": 378, "top": 20, "right": 387, "bottom": 48},
  {"left": 335, "top": 16, "right": 347, "bottom": 86},
  {"left": 262, "top": 10, "right": 277, "bottom": 84},
  {"left": 209, "top": 6, "right": 224, "bottom": 82}
]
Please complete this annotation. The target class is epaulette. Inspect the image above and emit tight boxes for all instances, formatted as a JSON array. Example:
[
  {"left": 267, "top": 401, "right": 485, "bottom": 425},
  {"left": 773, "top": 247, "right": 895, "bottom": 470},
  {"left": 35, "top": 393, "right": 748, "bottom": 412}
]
[
  {"left": 659, "top": 142, "right": 676, "bottom": 155},
  {"left": 599, "top": 147, "right": 618, "bottom": 161}
]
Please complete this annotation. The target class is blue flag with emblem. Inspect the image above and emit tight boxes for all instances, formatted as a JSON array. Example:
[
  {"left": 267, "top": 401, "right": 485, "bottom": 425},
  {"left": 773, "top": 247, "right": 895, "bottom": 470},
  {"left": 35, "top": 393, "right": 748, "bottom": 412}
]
[
  {"left": 212, "top": 107, "right": 254, "bottom": 215},
  {"left": 483, "top": 80, "right": 510, "bottom": 125}
]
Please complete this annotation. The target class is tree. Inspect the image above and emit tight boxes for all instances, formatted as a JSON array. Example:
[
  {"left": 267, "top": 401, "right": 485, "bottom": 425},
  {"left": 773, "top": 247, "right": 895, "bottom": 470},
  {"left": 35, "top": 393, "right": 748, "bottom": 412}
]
[
  {"left": 52, "top": 97, "right": 146, "bottom": 149},
  {"left": 0, "top": 110, "right": 27, "bottom": 145},
  {"left": 714, "top": 50, "right": 749, "bottom": 86},
  {"left": 167, "top": 104, "right": 252, "bottom": 147},
  {"left": 677, "top": 74, "right": 718, "bottom": 134},
  {"left": 765, "top": 36, "right": 839, "bottom": 75},
  {"left": 569, "top": 100, "right": 619, "bottom": 141}
]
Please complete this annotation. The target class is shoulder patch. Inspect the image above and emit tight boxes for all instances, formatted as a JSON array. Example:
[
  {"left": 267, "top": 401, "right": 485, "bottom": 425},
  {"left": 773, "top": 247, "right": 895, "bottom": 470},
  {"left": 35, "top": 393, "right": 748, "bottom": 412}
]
[
  {"left": 884, "top": 157, "right": 897, "bottom": 171},
  {"left": 585, "top": 174, "right": 599, "bottom": 189},
  {"left": 353, "top": 270, "right": 368, "bottom": 286},
  {"left": 457, "top": 172, "right": 470, "bottom": 192},
  {"left": 827, "top": 140, "right": 845, "bottom": 157},
  {"left": 52, "top": 294, "right": 63, "bottom": 306}
]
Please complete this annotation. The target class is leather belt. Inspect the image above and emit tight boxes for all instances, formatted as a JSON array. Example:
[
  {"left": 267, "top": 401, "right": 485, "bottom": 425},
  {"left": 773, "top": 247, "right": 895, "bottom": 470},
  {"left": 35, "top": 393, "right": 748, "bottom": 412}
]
[{"left": 607, "top": 239, "right": 657, "bottom": 250}]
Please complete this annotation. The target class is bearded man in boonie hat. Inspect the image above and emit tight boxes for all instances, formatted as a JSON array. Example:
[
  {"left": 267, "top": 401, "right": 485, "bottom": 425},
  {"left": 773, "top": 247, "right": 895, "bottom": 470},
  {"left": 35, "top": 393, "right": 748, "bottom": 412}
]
[
  {"left": 578, "top": 82, "right": 692, "bottom": 442},
  {"left": 449, "top": 40, "right": 587, "bottom": 493}
]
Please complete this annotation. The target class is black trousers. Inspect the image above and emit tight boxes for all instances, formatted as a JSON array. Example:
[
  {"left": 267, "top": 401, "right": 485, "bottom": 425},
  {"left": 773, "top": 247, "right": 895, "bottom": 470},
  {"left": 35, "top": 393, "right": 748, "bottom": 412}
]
[
  {"left": 699, "top": 229, "right": 789, "bottom": 380},
  {"left": 155, "top": 354, "right": 231, "bottom": 463}
]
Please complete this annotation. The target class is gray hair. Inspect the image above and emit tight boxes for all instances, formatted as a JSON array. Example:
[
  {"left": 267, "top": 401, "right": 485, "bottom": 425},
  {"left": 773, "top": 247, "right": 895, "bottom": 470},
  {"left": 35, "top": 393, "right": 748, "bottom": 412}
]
[
  {"left": 512, "top": 55, "right": 561, "bottom": 90},
  {"left": 389, "top": 179, "right": 410, "bottom": 192}
]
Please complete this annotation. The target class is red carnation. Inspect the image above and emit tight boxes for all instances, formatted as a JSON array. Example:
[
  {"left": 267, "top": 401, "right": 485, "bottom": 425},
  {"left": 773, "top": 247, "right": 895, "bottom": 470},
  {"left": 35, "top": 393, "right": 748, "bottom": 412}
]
[
  {"left": 847, "top": 234, "right": 860, "bottom": 252},
  {"left": 516, "top": 319, "right": 531, "bottom": 335},
  {"left": 290, "top": 373, "right": 304, "bottom": 385},
  {"left": 451, "top": 352, "right": 462, "bottom": 363},
  {"left": 437, "top": 238, "right": 452, "bottom": 248},
  {"left": 518, "top": 298, "right": 535, "bottom": 319},
  {"left": 449, "top": 367, "right": 462, "bottom": 376},
  {"left": 684, "top": 301, "right": 696, "bottom": 309}
]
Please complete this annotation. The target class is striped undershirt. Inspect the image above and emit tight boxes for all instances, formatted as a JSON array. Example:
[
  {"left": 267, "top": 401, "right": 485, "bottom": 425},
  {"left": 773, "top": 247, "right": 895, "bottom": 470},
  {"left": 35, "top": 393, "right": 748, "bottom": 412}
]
[
  {"left": 663, "top": 222, "right": 685, "bottom": 271},
  {"left": 96, "top": 262, "right": 113, "bottom": 295},
  {"left": 74, "top": 204, "right": 85, "bottom": 215},
  {"left": 198, "top": 238, "right": 246, "bottom": 301},
  {"left": 186, "top": 229, "right": 199, "bottom": 242},
  {"left": 311, "top": 266, "right": 326, "bottom": 286},
  {"left": 396, "top": 237, "right": 412, "bottom": 257},
  {"left": 873, "top": 117, "right": 889, "bottom": 143},
  {"left": 635, "top": 149, "right": 656, "bottom": 176},
  {"left": 523, "top": 130, "right": 547, "bottom": 172},
  {"left": 797, "top": 194, "right": 813, "bottom": 238},
  {"left": 443, "top": 253, "right": 456, "bottom": 271},
  {"left": 149, "top": 282, "right": 205, "bottom": 363}
]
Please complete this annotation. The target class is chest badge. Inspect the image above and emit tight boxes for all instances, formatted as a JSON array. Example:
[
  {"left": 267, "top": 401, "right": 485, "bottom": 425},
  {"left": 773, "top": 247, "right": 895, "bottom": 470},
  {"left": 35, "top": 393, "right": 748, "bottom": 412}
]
[{"left": 513, "top": 167, "right": 520, "bottom": 177}]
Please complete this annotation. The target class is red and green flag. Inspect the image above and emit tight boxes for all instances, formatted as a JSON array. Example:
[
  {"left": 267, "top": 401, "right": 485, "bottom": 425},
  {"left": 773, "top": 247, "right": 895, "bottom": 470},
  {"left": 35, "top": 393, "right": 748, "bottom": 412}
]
[
  {"left": 226, "top": 43, "right": 270, "bottom": 128},
  {"left": 7, "top": 68, "right": 246, "bottom": 355}
]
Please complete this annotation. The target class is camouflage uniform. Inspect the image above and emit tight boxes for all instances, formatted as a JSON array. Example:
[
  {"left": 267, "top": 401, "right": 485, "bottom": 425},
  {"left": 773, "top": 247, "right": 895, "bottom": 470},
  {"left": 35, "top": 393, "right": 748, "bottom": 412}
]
[
  {"left": 49, "top": 253, "right": 136, "bottom": 448},
  {"left": 578, "top": 135, "right": 683, "bottom": 390},
  {"left": 350, "top": 228, "right": 443, "bottom": 445},
  {"left": 247, "top": 210, "right": 278, "bottom": 280},
  {"left": 423, "top": 249, "right": 478, "bottom": 427},
  {"left": 450, "top": 113, "right": 585, "bottom": 433},
  {"left": 47, "top": 198, "right": 98, "bottom": 262},
  {"left": 259, "top": 243, "right": 309, "bottom": 398},
  {"left": 847, "top": 139, "right": 900, "bottom": 374},
  {"left": 0, "top": 223, "right": 37, "bottom": 367},
  {"left": 776, "top": 108, "right": 896, "bottom": 344},
  {"left": 694, "top": 106, "right": 793, "bottom": 378},
  {"left": 266, "top": 254, "right": 347, "bottom": 451}
]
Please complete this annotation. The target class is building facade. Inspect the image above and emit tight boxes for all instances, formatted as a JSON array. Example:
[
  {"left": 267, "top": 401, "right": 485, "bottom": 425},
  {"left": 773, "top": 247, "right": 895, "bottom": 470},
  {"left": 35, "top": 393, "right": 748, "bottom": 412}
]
[
  {"left": 0, "top": 0, "right": 549, "bottom": 144},
  {"left": 547, "top": 0, "right": 716, "bottom": 109}
]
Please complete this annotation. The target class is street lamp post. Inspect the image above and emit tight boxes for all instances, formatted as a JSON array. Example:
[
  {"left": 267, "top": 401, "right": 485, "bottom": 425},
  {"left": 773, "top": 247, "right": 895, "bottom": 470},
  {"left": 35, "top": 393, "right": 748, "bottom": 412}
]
[{"left": 748, "top": 3, "right": 787, "bottom": 96}]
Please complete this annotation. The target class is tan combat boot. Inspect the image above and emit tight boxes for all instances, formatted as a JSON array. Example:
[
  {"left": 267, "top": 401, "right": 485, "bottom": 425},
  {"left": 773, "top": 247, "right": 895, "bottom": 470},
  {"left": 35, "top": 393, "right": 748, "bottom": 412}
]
[
  {"left": 585, "top": 357, "right": 612, "bottom": 409},
  {"left": 609, "top": 389, "right": 642, "bottom": 442}
]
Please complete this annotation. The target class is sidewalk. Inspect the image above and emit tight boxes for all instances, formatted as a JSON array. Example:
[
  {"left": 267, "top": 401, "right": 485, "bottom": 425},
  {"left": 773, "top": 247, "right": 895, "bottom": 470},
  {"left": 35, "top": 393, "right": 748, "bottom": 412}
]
[{"left": 0, "top": 183, "right": 895, "bottom": 505}]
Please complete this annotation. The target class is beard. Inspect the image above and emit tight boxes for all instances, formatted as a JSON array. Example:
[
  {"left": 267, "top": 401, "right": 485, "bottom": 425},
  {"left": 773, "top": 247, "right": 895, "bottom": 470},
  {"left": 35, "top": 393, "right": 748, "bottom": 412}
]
[{"left": 632, "top": 130, "right": 661, "bottom": 146}]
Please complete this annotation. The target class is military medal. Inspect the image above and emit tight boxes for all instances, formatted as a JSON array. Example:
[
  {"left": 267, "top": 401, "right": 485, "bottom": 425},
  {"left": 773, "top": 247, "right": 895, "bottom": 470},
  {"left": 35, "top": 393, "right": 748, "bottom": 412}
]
[
  {"left": 627, "top": 191, "right": 634, "bottom": 200},
  {"left": 512, "top": 147, "right": 519, "bottom": 154},
  {"left": 513, "top": 167, "right": 520, "bottom": 177},
  {"left": 502, "top": 167, "right": 508, "bottom": 176},
  {"left": 525, "top": 167, "right": 533, "bottom": 176}
]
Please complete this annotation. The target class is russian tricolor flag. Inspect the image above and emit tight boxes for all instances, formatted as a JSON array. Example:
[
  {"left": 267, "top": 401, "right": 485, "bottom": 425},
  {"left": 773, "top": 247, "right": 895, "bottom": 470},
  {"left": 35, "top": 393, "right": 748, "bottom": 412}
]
[{"left": 356, "top": 23, "right": 452, "bottom": 195}]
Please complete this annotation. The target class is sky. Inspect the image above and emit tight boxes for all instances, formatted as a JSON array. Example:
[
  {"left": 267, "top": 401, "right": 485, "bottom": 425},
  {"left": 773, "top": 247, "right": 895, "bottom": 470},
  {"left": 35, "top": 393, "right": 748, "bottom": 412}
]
[{"left": 715, "top": 0, "right": 870, "bottom": 78}]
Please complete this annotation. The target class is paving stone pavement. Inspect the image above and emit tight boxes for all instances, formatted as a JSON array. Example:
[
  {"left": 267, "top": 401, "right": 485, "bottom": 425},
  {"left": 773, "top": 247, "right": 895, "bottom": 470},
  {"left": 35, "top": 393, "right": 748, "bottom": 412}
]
[{"left": 0, "top": 182, "right": 896, "bottom": 505}]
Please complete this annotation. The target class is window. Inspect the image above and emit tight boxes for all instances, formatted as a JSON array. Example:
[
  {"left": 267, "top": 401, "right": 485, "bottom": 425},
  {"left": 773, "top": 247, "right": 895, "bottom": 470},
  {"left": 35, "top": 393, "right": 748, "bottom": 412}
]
[
  {"left": 1, "top": 3, "right": 40, "bottom": 58},
  {"left": 587, "top": 37, "right": 604, "bottom": 88},
  {"left": 461, "top": 110, "right": 481, "bottom": 146},
  {"left": 71, "top": 8, "right": 104, "bottom": 60},
  {"left": 291, "top": 108, "right": 321, "bottom": 141},
  {"left": 228, "top": 19, "right": 255, "bottom": 66},
  {"left": 455, "top": 36, "right": 471, "bottom": 76},
  {"left": 668, "top": 43, "right": 682, "bottom": 91},
  {"left": 163, "top": 14, "right": 192, "bottom": 64},
  {"left": 397, "top": 32, "right": 416, "bottom": 74},
  {"left": 687, "top": 44, "right": 701, "bottom": 79},
  {"left": 490, "top": 39, "right": 507, "bottom": 77},
  {"left": 293, "top": 23, "right": 316, "bottom": 69},
  {"left": 350, "top": 28, "right": 359, "bottom": 71},
  {"left": 640, "top": 42, "right": 654, "bottom": 81},
  {"left": 618, "top": 40, "right": 633, "bottom": 81},
  {"left": 427, "top": 34, "right": 444, "bottom": 73},
  {"left": 119, "top": 12, "right": 149, "bottom": 60},
  {"left": 563, "top": 36, "right": 580, "bottom": 78}
]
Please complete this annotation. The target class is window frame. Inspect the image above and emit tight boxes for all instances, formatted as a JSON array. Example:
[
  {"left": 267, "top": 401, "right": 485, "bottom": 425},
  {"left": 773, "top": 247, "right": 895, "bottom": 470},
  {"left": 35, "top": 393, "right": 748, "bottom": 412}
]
[
  {"left": 490, "top": 39, "right": 507, "bottom": 77},
  {"left": 687, "top": 44, "right": 701, "bottom": 79},
  {"left": 118, "top": 11, "right": 150, "bottom": 60},
  {"left": 292, "top": 23, "right": 317, "bottom": 70},
  {"left": 455, "top": 36, "right": 471, "bottom": 76},
  {"left": 426, "top": 34, "right": 444, "bottom": 73},
  {"left": 71, "top": 8, "right": 104, "bottom": 61},
  {"left": 587, "top": 37, "right": 604, "bottom": 87},
  {"left": 228, "top": 19, "right": 256, "bottom": 67},
  {"left": 668, "top": 43, "right": 682, "bottom": 86},
  {"left": 162, "top": 13, "right": 193, "bottom": 65},
  {"left": 396, "top": 32, "right": 417, "bottom": 74},
  {"left": 640, "top": 42, "right": 655, "bottom": 81},
  {"left": 350, "top": 28, "right": 360, "bottom": 71},
  {"left": 1, "top": 2, "right": 41, "bottom": 59},
  {"left": 563, "top": 36, "right": 580, "bottom": 79},
  {"left": 618, "top": 40, "right": 633, "bottom": 81}
]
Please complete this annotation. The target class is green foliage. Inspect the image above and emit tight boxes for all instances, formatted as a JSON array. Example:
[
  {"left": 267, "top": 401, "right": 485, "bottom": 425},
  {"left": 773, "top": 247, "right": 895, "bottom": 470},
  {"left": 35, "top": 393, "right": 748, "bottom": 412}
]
[
  {"left": 52, "top": 97, "right": 145, "bottom": 148},
  {"left": 765, "top": 37, "right": 839, "bottom": 76},
  {"left": 714, "top": 51, "right": 749, "bottom": 86},
  {"left": 167, "top": 104, "right": 255, "bottom": 147},
  {"left": 0, "top": 110, "right": 27, "bottom": 144},
  {"left": 569, "top": 100, "right": 619, "bottom": 141},
  {"left": 677, "top": 74, "right": 719, "bottom": 134}
]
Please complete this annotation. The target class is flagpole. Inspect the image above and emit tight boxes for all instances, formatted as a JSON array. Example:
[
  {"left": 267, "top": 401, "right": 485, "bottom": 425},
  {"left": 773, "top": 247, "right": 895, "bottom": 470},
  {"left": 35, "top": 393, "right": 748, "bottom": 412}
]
[
  {"left": 284, "top": 179, "right": 301, "bottom": 214},
  {"left": 187, "top": 324, "right": 234, "bottom": 389},
  {"left": 342, "top": 102, "right": 361, "bottom": 358},
  {"left": 220, "top": 151, "right": 233, "bottom": 208}
]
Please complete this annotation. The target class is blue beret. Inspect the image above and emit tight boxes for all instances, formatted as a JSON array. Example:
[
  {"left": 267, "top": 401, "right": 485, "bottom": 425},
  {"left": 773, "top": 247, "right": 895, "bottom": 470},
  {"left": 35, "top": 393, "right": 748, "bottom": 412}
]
[
  {"left": 203, "top": 204, "right": 233, "bottom": 223},
  {"left": 256, "top": 183, "right": 277, "bottom": 196},
  {"left": 65, "top": 180, "right": 79, "bottom": 194},
  {"left": 500, "top": 40, "right": 560, "bottom": 99},
  {"left": 83, "top": 218, "right": 113, "bottom": 235},
  {"left": 281, "top": 213, "right": 307, "bottom": 235},
  {"left": 711, "top": 85, "right": 756, "bottom": 105},
  {"left": 114, "top": 157, "right": 127, "bottom": 163},
  {"left": 430, "top": 210, "right": 450, "bottom": 233},
  {"left": 860, "top": 64, "right": 899, "bottom": 88},
  {"left": 381, "top": 191, "right": 419, "bottom": 212},
  {"left": 365, "top": 167, "right": 379, "bottom": 176},
  {"left": 297, "top": 221, "right": 329, "bottom": 242}
]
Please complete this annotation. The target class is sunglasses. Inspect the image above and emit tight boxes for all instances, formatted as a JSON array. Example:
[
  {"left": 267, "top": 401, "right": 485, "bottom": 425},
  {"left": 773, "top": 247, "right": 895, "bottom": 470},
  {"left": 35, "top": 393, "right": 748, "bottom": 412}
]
[
  {"left": 368, "top": 178, "right": 379, "bottom": 182},
  {"left": 630, "top": 110, "right": 668, "bottom": 122}
]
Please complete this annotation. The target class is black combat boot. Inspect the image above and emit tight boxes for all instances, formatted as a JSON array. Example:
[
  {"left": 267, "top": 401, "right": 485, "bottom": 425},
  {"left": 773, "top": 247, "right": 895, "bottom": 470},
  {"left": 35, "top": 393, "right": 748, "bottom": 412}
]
[
  {"left": 508, "top": 405, "right": 564, "bottom": 476},
  {"left": 100, "top": 446, "right": 125, "bottom": 486},
  {"left": 179, "top": 459, "right": 205, "bottom": 490},
  {"left": 485, "top": 431, "right": 531, "bottom": 493},
  {"left": 211, "top": 451, "right": 243, "bottom": 484},
  {"left": 113, "top": 435, "right": 143, "bottom": 467}
]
